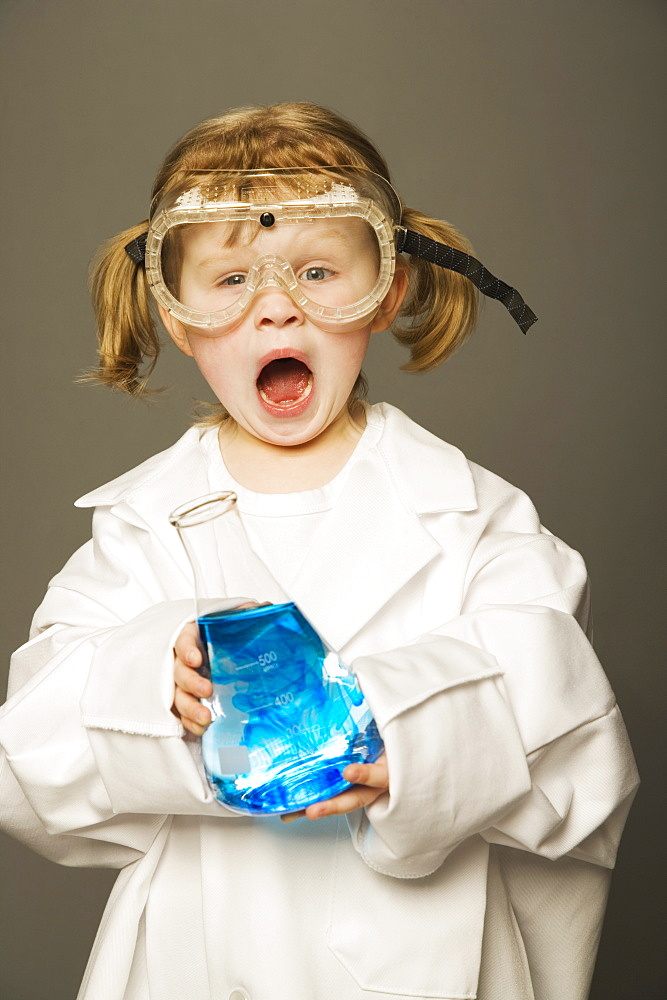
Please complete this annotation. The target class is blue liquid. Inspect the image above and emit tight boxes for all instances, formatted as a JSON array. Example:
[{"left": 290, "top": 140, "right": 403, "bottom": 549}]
[{"left": 198, "top": 602, "right": 383, "bottom": 815}]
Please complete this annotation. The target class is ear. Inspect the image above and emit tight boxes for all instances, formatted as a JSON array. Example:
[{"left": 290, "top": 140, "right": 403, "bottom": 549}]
[
  {"left": 158, "top": 305, "right": 194, "bottom": 357},
  {"left": 370, "top": 266, "right": 409, "bottom": 334}
]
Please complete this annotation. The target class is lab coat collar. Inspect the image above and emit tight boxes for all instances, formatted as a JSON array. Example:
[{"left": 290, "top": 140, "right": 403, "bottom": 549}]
[
  {"left": 75, "top": 426, "right": 208, "bottom": 514},
  {"left": 75, "top": 405, "right": 478, "bottom": 649},
  {"left": 369, "top": 403, "right": 477, "bottom": 515},
  {"left": 75, "top": 428, "right": 213, "bottom": 590},
  {"left": 286, "top": 405, "right": 479, "bottom": 648}
]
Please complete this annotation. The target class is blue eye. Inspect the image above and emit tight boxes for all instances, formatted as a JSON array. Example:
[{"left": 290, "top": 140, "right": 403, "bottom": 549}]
[
  {"left": 220, "top": 274, "right": 246, "bottom": 286},
  {"left": 302, "top": 267, "right": 332, "bottom": 282}
]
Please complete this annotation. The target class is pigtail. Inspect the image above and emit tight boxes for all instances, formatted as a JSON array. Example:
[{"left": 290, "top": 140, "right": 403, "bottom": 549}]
[
  {"left": 84, "top": 221, "right": 160, "bottom": 395},
  {"left": 393, "top": 208, "right": 479, "bottom": 371}
]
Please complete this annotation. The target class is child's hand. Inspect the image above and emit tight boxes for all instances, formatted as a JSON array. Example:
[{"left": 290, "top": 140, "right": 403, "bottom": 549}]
[
  {"left": 281, "top": 755, "right": 389, "bottom": 823},
  {"left": 173, "top": 621, "right": 213, "bottom": 736},
  {"left": 173, "top": 602, "right": 262, "bottom": 736}
]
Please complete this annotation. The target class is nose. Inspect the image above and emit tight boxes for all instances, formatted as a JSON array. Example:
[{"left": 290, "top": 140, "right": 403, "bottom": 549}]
[{"left": 252, "top": 284, "right": 304, "bottom": 331}]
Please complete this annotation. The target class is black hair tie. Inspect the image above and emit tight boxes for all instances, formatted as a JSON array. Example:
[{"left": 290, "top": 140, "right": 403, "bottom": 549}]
[{"left": 124, "top": 232, "right": 148, "bottom": 265}]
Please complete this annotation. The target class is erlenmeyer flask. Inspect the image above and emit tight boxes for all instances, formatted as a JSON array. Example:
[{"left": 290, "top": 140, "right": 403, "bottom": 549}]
[{"left": 169, "top": 492, "right": 383, "bottom": 816}]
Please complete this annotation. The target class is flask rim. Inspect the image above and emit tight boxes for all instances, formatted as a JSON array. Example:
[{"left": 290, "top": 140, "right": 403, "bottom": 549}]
[
  {"left": 169, "top": 491, "right": 237, "bottom": 529},
  {"left": 198, "top": 600, "right": 295, "bottom": 624}
]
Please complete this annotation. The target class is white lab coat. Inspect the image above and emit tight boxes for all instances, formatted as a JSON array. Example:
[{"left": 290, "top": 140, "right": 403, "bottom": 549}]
[{"left": 0, "top": 403, "right": 638, "bottom": 1000}]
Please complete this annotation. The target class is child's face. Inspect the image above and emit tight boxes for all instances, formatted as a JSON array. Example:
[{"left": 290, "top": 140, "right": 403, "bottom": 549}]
[{"left": 160, "top": 218, "right": 406, "bottom": 449}]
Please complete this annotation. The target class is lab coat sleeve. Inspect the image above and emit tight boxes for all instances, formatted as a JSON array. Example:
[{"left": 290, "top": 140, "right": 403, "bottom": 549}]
[
  {"left": 0, "top": 507, "right": 242, "bottom": 869},
  {"left": 349, "top": 512, "right": 639, "bottom": 880}
]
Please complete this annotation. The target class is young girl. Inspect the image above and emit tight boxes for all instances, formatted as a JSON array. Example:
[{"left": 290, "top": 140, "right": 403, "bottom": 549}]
[{"left": 0, "top": 103, "right": 638, "bottom": 1000}]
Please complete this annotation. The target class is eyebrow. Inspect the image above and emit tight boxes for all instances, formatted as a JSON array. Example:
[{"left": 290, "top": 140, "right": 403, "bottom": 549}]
[{"left": 192, "top": 226, "right": 356, "bottom": 270}]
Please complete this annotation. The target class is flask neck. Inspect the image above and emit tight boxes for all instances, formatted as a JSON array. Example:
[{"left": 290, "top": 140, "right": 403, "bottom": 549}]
[
  {"left": 169, "top": 492, "right": 238, "bottom": 619},
  {"left": 169, "top": 490, "right": 289, "bottom": 617}
]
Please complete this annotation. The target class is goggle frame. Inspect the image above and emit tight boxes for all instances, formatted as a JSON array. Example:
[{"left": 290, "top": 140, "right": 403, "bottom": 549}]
[{"left": 144, "top": 168, "right": 403, "bottom": 334}]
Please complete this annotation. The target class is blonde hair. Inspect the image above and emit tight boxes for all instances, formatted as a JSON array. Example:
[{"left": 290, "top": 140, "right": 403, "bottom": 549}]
[{"left": 88, "top": 102, "right": 478, "bottom": 397}]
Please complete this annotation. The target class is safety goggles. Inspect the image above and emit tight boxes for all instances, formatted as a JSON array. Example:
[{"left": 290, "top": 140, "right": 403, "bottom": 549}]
[{"left": 126, "top": 167, "right": 537, "bottom": 335}]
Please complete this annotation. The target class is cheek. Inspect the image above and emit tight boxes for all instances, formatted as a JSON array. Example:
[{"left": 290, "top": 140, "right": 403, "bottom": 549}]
[
  {"left": 187, "top": 336, "right": 245, "bottom": 394},
  {"left": 333, "top": 332, "right": 371, "bottom": 376}
]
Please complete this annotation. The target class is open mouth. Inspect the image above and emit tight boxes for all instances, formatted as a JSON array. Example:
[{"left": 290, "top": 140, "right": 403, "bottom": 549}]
[{"left": 257, "top": 357, "right": 313, "bottom": 409}]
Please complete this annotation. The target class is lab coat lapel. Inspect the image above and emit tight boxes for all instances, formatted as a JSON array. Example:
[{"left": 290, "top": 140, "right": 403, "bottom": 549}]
[
  {"left": 287, "top": 405, "right": 478, "bottom": 651},
  {"left": 287, "top": 450, "right": 443, "bottom": 651}
]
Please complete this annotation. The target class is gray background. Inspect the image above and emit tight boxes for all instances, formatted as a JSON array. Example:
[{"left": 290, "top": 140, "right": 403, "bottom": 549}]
[{"left": 1, "top": 1, "right": 664, "bottom": 997}]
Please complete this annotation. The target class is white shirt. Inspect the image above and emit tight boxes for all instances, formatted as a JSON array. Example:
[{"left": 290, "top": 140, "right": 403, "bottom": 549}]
[{"left": 200, "top": 406, "right": 384, "bottom": 591}]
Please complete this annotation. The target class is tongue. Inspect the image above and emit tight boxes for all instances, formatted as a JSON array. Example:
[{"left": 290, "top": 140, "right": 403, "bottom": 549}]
[{"left": 258, "top": 358, "right": 312, "bottom": 404}]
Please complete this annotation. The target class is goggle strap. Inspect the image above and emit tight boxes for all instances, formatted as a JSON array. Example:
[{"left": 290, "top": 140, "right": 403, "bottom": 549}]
[
  {"left": 125, "top": 232, "right": 148, "bottom": 265},
  {"left": 396, "top": 227, "right": 537, "bottom": 333}
]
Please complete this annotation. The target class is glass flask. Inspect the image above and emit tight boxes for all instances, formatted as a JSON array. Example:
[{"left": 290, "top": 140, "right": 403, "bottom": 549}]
[{"left": 169, "top": 492, "right": 383, "bottom": 816}]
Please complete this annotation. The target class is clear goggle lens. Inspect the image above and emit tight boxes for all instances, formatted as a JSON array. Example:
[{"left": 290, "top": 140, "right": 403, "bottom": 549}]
[{"left": 145, "top": 168, "right": 401, "bottom": 334}]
